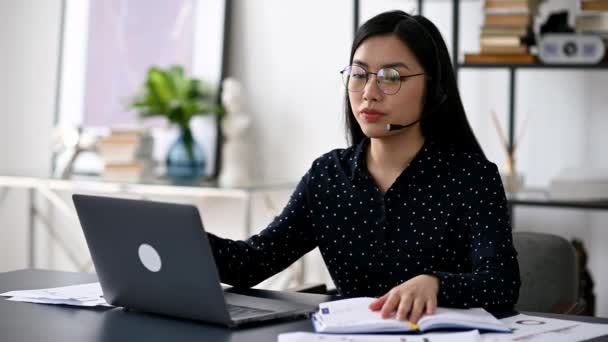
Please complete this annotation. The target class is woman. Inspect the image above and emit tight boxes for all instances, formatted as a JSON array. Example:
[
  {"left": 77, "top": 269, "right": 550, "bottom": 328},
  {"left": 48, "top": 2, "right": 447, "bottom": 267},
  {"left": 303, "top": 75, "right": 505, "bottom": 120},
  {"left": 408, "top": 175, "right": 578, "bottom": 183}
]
[{"left": 207, "top": 10, "right": 521, "bottom": 324}]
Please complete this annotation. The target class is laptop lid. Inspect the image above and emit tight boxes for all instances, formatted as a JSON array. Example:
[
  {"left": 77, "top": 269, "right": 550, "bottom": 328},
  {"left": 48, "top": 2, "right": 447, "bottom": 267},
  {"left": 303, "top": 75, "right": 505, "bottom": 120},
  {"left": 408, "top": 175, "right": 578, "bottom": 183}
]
[{"left": 72, "top": 194, "right": 233, "bottom": 325}]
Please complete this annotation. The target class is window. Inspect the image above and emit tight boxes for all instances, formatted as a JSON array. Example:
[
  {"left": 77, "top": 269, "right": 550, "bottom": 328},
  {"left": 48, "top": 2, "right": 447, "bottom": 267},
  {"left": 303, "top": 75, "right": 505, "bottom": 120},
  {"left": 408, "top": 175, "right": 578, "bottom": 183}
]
[{"left": 55, "top": 0, "right": 228, "bottom": 177}]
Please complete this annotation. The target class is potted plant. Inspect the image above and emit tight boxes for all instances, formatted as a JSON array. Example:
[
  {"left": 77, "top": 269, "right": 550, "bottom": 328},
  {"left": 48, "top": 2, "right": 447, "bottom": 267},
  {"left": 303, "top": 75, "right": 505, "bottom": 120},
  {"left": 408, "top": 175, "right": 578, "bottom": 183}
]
[{"left": 129, "top": 65, "right": 224, "bottom": 180}]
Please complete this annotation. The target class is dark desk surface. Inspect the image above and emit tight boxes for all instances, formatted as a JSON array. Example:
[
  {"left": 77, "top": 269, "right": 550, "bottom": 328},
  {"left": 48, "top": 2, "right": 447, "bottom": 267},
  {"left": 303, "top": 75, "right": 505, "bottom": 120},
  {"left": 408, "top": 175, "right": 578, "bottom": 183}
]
[{"left": 1, "top": 270, "right": 608, "bottom": 342}]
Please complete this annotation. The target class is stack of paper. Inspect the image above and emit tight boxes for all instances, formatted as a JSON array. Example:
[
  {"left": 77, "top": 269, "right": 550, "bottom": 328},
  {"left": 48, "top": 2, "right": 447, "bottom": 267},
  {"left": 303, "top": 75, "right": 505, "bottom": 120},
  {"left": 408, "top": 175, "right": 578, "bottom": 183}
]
[
  {"left": 481, "top": 314, "right": 608, "bottom": 341},
  {"left": 0, "top": 282, "right": 111, "bottom": 307}
]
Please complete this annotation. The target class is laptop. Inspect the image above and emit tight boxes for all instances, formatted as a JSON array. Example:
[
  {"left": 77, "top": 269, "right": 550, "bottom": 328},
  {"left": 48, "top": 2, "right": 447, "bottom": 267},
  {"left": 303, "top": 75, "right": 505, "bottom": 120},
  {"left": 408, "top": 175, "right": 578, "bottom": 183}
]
[{"left": 72, "top": 194, "right": 314, "bottom": 327}]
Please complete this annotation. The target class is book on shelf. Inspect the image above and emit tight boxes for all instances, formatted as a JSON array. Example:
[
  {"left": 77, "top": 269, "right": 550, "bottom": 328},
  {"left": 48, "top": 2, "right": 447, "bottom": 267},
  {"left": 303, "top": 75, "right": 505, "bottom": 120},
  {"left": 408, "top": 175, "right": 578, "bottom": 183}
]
[
  {"left": 485, "top": 14, "right": 531, "bottom": 26},
  {"left": 105, "top": 127, "right": 144, "bottom": 137},
  {"left": 480, "top": 35, "right": 524, "bottom": 47},
  {"left": 464, "top": 53, "right": 535, "bottom": 64},
  {"left": 576, "top": 13, "right": 608, "bottom": 32},
  {"left": 481, "top": 26, "right": 528, "bottom": 36},
  {"left": 96, "top": 128, "right": 148, "bottom": 182},
  {"left": 97, "top": 135, "right": 140, "bottom": 164},
  {"left": 102, "top": 162, "right": 144, "bottom": 183},
  {"left": 484, "top": 7, "right": 530, "bottom": 16},
  {"left": 311, "top": 297, "right": 510, "bottom": 334},
  {"left": 580, "top": 0, "right": 608, "bottom": 12},
  {"left": 484, "top": 0, "right": 530, "bottom": 9},
  {"left": 469, "top": 5, "right": 532, "bottom": 63},
  {"left": 480, "top": 45, "right": 529, "bottom": 54}
]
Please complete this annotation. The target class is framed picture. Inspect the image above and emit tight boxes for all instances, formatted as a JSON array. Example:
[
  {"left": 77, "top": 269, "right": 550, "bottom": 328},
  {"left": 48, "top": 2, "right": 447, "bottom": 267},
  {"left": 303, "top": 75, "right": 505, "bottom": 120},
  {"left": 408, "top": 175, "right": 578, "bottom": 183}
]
[{"left": 54, "top": 0, "right": 230, "bottom": 179}]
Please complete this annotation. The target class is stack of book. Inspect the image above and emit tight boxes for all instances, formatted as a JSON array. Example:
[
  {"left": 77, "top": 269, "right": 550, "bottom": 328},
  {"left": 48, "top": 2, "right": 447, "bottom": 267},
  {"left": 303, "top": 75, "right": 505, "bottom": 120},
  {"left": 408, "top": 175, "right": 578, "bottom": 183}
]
[
  {"left": 577, "top": 0, "right": 608, "bottom": 62},
  {"left": 465, "top": 0, "right": 535, "bottom": 64},
  {"left": 97, "top": 129, "right": 144, "bottom": 182},
  {"left": 579, "top": 0, "right": 608, "bottom": 11}
]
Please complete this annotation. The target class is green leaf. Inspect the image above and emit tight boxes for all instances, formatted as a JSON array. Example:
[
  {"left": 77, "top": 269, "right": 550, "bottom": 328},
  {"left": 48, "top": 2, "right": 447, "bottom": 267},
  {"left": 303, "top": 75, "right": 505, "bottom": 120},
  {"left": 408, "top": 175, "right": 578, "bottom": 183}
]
[{"left": 126, "top": 64, "right": 225, "bottom": 124}]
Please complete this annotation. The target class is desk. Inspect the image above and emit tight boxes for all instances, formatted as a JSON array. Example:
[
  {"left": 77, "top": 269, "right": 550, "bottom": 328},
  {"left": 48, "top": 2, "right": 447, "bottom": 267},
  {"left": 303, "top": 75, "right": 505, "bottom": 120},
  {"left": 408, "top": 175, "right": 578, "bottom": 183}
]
[
  {"left": 0, "top": 172, "right": 294, "bottom": 271},
  {"left": 1, "top": 270, "right": 608, "bottom": 342}
]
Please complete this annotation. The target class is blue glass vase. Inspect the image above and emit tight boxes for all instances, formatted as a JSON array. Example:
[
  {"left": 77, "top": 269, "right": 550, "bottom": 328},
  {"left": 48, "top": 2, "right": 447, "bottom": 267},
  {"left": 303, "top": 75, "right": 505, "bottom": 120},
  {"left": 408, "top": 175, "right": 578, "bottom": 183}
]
[{"left": 166, "top": 127, "right": 206, "bottom": 181}]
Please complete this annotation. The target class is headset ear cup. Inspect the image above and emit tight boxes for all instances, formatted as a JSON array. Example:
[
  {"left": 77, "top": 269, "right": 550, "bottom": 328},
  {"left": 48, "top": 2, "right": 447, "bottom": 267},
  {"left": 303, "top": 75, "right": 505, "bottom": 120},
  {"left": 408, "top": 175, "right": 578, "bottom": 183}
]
[
  {"left": 435, "top": 85, "right": 447, "bottom": 106},
  {"left": 405, "top": 16, "right": 446, "bottom": 118},
  {"left": 422, "top": 81, "right": 447, "bottom": 118}
]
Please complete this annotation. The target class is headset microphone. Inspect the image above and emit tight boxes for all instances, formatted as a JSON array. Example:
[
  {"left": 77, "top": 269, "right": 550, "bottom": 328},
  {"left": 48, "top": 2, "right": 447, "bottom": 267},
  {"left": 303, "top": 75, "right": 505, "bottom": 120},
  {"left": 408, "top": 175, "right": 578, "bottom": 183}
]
[
  {"left": 385, "top": 119, "right": 421, "bottom": 131},
  {"left": 385, "top": 92, "right": 447, "bottom": 132}
]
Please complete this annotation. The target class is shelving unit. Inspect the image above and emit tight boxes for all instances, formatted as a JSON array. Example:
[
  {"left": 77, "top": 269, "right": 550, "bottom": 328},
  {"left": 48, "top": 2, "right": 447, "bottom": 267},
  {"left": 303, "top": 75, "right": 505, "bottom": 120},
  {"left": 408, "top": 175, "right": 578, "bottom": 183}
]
[
  {"left": 353, "top": 0, "right": 608, "bottom": 213},
  {"left": 458, "top": 63, "right": 608, "bottom": 69},
  {"left": 457, "top": 62, "right": 608, "bottom": 157},
  {"left": 452, "top": 0, "right": 608, "bottom": 214},
  {"left": 509, "top": 196, "right": 608, "bottom": 211}
]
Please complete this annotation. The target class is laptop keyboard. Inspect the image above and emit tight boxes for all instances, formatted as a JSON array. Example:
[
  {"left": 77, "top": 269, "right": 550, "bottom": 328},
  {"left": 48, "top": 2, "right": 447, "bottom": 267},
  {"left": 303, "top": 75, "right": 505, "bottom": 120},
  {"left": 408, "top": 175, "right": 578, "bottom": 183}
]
[{"left": 227, "top": 304, "right": 274, "bottom": 318}]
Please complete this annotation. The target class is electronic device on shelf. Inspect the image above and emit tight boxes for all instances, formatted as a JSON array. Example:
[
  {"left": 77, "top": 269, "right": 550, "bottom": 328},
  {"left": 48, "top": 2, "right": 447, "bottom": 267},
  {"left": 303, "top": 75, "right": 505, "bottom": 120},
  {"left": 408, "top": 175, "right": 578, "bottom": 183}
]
[{"left": 538, "top": 34, "right": 606, "bottom": 64}]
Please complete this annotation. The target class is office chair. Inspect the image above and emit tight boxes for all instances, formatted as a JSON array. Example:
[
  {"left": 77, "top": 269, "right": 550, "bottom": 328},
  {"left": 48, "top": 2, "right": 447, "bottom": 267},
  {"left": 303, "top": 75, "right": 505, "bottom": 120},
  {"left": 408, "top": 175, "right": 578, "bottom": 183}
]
[
  {"left": 513, "top": 231, "right": 585, "bottom": 314},
  {"left": 292, "top": 231, "right": 585, "bottom": 314}
]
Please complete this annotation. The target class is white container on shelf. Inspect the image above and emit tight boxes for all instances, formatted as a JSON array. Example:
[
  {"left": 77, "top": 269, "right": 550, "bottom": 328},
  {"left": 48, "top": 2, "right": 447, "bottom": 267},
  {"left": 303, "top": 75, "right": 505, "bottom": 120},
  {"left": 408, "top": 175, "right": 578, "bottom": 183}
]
[{"left": 549, "top": 168, "right": 608, "bottom": 200}]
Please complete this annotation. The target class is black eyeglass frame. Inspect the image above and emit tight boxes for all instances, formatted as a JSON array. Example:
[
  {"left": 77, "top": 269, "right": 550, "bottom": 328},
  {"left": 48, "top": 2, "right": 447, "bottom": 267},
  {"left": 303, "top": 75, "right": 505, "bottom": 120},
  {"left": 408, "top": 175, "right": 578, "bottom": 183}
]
[{"left": 340, "top": 65, "right": 429, "bottom": 95}]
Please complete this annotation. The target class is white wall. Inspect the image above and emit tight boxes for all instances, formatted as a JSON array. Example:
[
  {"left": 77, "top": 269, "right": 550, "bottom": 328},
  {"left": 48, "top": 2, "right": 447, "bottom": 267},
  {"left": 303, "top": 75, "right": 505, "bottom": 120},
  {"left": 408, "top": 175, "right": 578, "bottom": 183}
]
[
  {"left": 0, "top": 0, "right": 59, "bottom": 170},
  {"left": 226, "top": 0, "right": 352, "bottom": 288},
  {"left": 0, "top": 0, "right": 607, "bottom": 316},
  {"left": 228, "top": 0, "right": 351, "bottom": 183},
  {"left": 0, "top": 0, "right": 61, "bottom": 271}
]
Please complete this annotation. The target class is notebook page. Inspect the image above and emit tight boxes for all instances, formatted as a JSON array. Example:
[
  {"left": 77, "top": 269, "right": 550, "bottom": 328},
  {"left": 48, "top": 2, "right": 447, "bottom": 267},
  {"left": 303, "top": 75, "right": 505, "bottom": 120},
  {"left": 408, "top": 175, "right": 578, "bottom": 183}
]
[{"left": 419, "top": 308, "right": 509, "bottom": 332}]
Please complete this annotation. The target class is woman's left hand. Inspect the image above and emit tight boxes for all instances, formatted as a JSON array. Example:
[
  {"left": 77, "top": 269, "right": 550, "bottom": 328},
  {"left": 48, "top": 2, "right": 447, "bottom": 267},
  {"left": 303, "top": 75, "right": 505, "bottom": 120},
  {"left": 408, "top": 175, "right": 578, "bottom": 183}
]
[{"left": 368, "top": 274, "right": 439, "bottom": 324}]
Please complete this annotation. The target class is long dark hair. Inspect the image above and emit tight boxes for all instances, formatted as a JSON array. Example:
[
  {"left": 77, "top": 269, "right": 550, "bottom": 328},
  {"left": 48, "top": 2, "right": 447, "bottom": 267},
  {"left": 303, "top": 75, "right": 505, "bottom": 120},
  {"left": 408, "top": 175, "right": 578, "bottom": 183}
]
[{"left": 345, "top": 10, "right": 484, "bottom": 157}]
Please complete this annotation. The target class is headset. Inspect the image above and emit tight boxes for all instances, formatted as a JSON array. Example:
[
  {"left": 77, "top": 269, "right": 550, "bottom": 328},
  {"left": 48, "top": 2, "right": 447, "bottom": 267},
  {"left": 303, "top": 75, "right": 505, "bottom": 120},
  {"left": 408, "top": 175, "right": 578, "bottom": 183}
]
[{"left": 386, "top": 14, "right": 448, "bottom": 131}]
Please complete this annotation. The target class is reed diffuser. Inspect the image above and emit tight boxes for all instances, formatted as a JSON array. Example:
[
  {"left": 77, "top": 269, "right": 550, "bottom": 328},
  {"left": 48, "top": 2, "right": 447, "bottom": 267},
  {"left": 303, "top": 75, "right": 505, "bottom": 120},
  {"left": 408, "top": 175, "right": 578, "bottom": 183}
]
[{"left": 490, "top": 110, "right": 530, "bottom": 193}]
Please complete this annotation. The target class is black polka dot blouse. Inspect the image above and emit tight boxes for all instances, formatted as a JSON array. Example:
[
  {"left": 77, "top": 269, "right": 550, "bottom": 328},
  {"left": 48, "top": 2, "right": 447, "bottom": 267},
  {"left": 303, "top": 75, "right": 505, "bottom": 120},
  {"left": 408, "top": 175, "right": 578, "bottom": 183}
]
[{"left": 208, "top": 138, "right": 521, "bottom": 310}]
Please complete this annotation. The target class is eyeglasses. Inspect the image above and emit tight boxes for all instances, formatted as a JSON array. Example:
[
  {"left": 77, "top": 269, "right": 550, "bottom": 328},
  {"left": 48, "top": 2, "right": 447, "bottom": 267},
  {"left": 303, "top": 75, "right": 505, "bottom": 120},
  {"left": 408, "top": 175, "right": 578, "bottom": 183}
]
[{"left": 340, "top": 65, "right": 427, "bottom": 95}]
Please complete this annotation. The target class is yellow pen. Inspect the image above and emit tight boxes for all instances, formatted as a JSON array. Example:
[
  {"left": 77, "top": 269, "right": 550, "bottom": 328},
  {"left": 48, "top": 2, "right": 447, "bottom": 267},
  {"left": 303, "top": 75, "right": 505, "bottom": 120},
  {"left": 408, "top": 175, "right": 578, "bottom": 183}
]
[{"left": 407, "top": 321, "right": 421, "bottom": 331}]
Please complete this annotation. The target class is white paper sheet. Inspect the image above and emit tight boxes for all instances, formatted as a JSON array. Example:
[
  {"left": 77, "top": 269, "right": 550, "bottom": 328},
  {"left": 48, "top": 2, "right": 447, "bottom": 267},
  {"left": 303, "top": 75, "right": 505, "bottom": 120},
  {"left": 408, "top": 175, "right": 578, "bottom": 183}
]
[
  {"left": 481, "top": 314, "right": 608, "bottom": 342},
  {"left": 6, "top": 296, "right": 111, "bottom": 307},
  {"left": 278, "top": 330, "right": 482, "bottom": 342},
  {"left": 0, "top": 282, "right": 111, "bottom": 307}
]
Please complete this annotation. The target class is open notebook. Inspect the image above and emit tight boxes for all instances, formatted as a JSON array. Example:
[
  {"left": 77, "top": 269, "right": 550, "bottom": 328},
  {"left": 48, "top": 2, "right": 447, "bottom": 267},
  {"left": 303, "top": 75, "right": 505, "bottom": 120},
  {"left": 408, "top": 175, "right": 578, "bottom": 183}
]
[{"left": 311, "top": 297, "right": 511, "bottom": 334}]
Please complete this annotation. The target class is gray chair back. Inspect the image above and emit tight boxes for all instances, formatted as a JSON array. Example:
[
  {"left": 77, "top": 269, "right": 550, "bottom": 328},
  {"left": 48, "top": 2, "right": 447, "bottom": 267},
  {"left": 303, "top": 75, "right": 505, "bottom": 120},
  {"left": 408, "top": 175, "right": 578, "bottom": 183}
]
[{"left": 513, "top": 231, "right": 578, "bottom": 312}]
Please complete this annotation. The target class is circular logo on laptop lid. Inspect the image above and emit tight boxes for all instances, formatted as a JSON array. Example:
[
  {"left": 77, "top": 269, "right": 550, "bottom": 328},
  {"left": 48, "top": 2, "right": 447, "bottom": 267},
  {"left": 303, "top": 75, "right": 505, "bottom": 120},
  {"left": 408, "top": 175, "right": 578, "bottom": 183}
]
[{"left": 138, "top": 243, "right": 162, "bottom": 272}]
